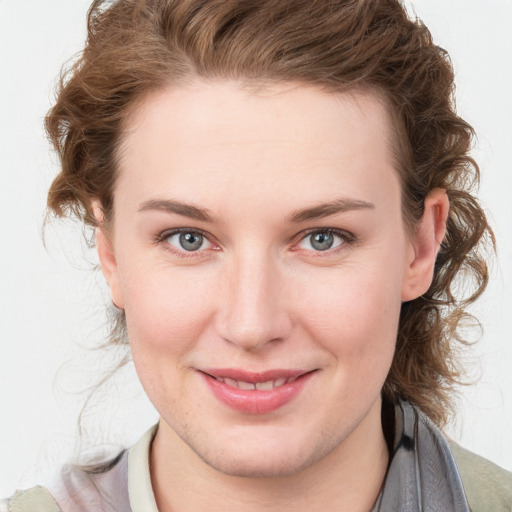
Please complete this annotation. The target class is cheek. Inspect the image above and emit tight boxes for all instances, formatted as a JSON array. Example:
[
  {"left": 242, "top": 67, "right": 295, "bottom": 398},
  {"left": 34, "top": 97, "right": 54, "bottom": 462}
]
[
  {"left": 293, "top": 261, "right": 404, "bottom": 360},
  {"left": 121, "top": 265, "right": 220, "bottom": 405},
  {"left": 119, "top": 261, "right": 217, "bottom": 358}
]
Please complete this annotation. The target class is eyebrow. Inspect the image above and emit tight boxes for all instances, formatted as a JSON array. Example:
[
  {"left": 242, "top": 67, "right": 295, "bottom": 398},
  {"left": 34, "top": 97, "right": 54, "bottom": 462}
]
[
  {"left": 138, "top": 197, "right": 375, "bottom": 223},
  {"left": 288, "top": 198, "right": 375, "bottom": 223},
  {"left": 138, "top": 199, "right": 214, "bottom": 222}
]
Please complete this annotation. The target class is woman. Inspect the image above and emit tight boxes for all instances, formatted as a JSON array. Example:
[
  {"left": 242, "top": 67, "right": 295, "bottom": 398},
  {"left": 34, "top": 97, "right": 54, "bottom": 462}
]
[{"left": 2, "top": 0, "right": 511, "bottom": 510}]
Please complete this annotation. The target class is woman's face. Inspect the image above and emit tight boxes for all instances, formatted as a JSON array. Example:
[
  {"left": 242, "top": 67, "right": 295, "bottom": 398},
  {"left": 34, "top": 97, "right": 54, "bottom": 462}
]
[{"left": 98, "top": 82, "right": 433, "bottom": 477}]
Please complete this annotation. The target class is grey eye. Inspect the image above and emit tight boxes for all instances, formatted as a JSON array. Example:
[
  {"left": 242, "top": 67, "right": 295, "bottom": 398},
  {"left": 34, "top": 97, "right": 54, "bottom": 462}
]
[
  {"left": 298, "top": 230, "right": 345, "bottom": 252},
  {"left": 179, "top": 232, "right": 204, "bottom": 251},
  {"left": 310, "top": 232, "right": 334, "bottom": 251},
  {"left": 166, "top": 231, "right": 209, "bottom": 252}
]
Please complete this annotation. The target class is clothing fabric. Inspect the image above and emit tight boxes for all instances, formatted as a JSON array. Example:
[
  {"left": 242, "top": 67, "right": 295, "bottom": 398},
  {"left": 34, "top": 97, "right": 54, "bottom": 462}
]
[
  {"left": 374, "top": 401, "right": 470, "bottom": 511},
  {"left": 2, "top": 401, "right": 512, "bottom": 512}
]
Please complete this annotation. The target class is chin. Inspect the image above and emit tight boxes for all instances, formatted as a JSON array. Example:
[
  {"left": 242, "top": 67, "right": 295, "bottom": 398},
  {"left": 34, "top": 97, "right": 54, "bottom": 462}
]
[
  {"left": 182, "top": 427, "right": 337, "bottom": 479},
  {"left": 196, "top": 448, "right": 318, "bottom": 479}
]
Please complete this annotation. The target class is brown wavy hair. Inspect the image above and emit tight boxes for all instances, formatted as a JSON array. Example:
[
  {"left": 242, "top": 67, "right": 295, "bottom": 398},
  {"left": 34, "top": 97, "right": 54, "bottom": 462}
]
[{"left": 46, "top": 0, "right": 494, "bottom": 426}]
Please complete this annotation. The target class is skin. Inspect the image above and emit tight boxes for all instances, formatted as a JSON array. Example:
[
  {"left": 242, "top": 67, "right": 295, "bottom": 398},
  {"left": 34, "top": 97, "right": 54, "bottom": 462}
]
[{"left": 96, "top": 81, "right": 449, "bottom": 511}]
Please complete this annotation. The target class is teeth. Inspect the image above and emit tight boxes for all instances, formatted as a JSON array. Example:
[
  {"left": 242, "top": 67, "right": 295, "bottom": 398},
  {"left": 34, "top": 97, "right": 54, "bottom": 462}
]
[
  {"left": 255, "top": 380, "right": 274, "bottom": 391},
  {"left": 224, "top": 378, "right": 239, "bottom": 388},
  {"left": 273, "top": 377, "right": 286, "bottom": 387},
  {"left": 238, "top": 381, "right": 256, "bottom": 390},
  {"left": 219, "top": 377, "right": 295, "bottom": 390}
]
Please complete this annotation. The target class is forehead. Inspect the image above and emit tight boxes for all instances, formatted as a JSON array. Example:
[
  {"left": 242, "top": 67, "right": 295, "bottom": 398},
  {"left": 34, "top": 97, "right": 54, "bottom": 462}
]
[
  {"left": 116, "top": 81, "right": 400, "bottom": 217},
  {"left": 121, "top": 81, "right": 392, "bottom": 153}
]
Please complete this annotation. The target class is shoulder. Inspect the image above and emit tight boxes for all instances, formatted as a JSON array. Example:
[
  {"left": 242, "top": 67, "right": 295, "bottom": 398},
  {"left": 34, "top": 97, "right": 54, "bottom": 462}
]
[
  {"left": 1, "top": 486, "right": 62, "bottom": 512},
  {"left": 1, "top": 450, "right": 130, "bottom": 512},
  {"left": 50, "top": 450, "right": 130, "bottom": 512},
  {"left": 449, "top": 440, "right": 512, "bottom": 512}
]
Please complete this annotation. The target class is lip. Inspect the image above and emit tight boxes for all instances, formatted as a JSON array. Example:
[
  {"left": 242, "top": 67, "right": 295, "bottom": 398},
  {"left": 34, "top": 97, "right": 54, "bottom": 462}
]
[{"left": 199, "top": 368, "right": 316, "bottom": 414}]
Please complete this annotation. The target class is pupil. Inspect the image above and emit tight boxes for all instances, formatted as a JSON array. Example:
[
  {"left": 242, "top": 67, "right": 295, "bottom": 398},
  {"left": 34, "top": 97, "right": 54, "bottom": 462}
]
[
  {"left": 311, "top": 232, "right": 333, "bottom": 251},
  {"left": 180, "top": 232, "right": 203, "bottom": 251}
]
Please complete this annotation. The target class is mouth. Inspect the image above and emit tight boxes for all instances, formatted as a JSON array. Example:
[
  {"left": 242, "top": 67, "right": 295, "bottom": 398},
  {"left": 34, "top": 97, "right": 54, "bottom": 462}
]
[
  {"left": 198, "top": 368, "right": 317, "bottom": 414},
  {"left": 202, "top": 369, "right": 305, "bottom": 390},
  {"left": 209, "top": 375, "right": 299, "bottom": 391}
]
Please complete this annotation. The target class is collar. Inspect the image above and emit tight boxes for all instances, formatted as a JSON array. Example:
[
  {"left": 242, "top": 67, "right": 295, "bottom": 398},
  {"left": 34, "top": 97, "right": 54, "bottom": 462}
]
[
  {"left": 376, "top": 400, "right": 470, "bottom": 511},
  {"left": 128, "top": 424, "right": 159, "bottom": 512},
  {"left": 127, "top": 402, "right": 470, "bottom": 512}
]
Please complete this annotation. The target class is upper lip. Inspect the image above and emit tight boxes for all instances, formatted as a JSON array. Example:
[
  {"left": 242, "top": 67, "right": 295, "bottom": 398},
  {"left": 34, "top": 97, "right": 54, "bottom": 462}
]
[{"left": 199, "top": 368, "right": 313, "bottom": 383}]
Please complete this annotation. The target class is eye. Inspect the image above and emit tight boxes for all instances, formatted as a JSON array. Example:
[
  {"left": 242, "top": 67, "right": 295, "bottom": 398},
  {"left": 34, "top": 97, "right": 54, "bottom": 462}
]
[
  {"left": 165, "top": 230, "right": 212, "bottom": 252},
  {"left": 297, "top": 229, "right": 347, "bottom": 252}
]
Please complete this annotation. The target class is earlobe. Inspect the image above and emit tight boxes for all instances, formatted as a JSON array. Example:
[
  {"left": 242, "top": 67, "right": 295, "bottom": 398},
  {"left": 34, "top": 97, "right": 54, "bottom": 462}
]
[
  {"left": 401, "top": 188, "right": 450, "bottom": 302},
  {"left": 92, "top": 200, "right": 124, "bottom": 310}
]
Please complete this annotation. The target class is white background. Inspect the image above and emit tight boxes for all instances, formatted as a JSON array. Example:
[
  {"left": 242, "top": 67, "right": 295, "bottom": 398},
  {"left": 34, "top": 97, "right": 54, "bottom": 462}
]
[{"left": 1, "top": 0, "right": 511, "bottom": 497}]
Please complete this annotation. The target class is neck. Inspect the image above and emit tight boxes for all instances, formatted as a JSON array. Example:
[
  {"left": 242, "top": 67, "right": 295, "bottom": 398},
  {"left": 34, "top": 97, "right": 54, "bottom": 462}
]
[{"left": 151, "top": 402, "right": 388, "bottom": 512}]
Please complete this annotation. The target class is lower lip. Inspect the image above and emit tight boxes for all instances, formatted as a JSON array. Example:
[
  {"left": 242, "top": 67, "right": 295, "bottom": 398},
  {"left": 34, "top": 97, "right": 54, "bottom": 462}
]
[{"left": 201, "top": 372, "right": 315, "bottom": 414}]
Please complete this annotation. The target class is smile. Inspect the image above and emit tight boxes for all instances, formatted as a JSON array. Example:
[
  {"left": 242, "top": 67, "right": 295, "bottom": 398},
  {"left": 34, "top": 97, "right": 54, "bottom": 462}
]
[
  {"left": 199, "top": 369, "right": 316, "bottom": 414},
  {"left": 212, "top": 376, "right": 298, "bottom": 390}
]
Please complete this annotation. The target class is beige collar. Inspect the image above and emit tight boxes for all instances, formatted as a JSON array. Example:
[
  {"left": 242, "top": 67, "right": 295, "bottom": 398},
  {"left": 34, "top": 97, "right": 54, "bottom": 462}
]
[{"left": 128, "top": 424, "right": 159, "bottom": 512}]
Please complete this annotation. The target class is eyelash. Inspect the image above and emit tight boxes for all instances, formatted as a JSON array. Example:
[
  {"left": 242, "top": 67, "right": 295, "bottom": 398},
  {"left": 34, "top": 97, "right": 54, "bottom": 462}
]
[
  {"left": 155, "top": 228, "right": 216, "bottom": 259},
  {"left": 155, "top": 227, "right": 356, "bottom": 258},
  {"left": 294, "top": 228, "right": 356, "bottom": 256}
]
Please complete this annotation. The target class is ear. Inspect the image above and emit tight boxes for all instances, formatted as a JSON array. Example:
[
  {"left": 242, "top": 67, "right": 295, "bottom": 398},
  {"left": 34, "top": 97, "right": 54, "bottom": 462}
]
[
  {"left": 92, "top": 200, "right": 125, "bottom": 310},
  {"left": 401, "top": 188, "right": 450, "bottom": 302}
]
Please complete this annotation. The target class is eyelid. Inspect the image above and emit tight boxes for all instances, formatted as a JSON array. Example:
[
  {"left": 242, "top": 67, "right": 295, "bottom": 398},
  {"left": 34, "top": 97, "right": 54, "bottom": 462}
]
[
  {"left": 156, "top": 227, "right": 219, "bottom": 257},
  {"left": 154, "top": 226, "right": 356, "bottom": 257},
  {"left": 156, "top": 227, "right": 210, "bottom": 242},
  {"left": 292, "top": 227, "right": 356, "bottom": 253}
]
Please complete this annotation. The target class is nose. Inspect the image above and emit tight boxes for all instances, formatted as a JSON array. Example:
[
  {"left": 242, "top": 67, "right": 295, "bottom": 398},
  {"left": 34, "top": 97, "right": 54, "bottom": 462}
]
[{"left": 215, "top": 250, "right": 293, "bottom": 352}]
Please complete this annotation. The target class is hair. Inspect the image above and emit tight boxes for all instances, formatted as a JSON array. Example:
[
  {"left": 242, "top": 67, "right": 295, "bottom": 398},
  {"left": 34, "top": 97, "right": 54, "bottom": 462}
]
[{"left": 46, "top": 0, "right": 494, "bottom": 427}]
